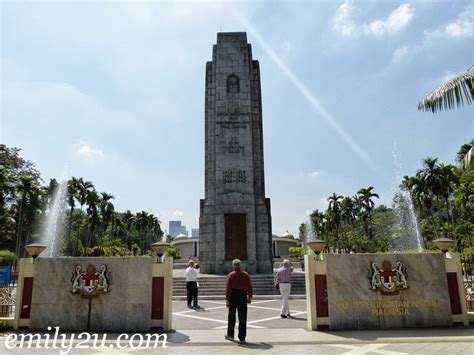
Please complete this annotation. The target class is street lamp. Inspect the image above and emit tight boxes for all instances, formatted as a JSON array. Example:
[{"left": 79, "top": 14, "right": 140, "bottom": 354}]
[
  {"left": 25, "top": 244, "right": 47, "bottom": 263},
  {"left": 433, "top": 238, "right": 454, "bottom": 253},
  {"left": 307, "top": 239, "right": 326, "bottom": 260},
  {"left": 151, "top": 241, "right": 170, "bottom": 263}
]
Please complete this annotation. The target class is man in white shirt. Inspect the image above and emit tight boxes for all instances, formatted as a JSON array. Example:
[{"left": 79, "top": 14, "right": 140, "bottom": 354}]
[
  {"left": 185, "top": 260, "right": 199, "bottom": 308},
  {"left": 274, "top": 259, "right": 293, "bottom": 318}
]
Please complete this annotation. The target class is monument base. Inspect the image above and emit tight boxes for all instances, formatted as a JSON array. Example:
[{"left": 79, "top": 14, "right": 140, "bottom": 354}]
[{"left": 199, "top": 199, "right": 273, "bottom": 275}]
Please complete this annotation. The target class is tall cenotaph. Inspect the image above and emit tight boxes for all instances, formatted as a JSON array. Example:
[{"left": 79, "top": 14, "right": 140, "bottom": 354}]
[{"left": 199, "top": 32, "right": 273, "bottom": 274}]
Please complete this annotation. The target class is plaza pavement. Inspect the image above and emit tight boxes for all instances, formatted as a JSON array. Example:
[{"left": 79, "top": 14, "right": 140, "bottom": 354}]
[{"left": 1, "top": 297, "right": 473, "bottom": 354}]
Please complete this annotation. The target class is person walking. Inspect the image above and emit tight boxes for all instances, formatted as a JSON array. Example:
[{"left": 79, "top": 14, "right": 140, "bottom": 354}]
[
  {"left": 185, "top": 260, "right": 199, "bottom": 309},
  {"left": 275, "top": 259, "right": 293, "bottom": 318},
  {"left": 225, "top": 259, "right": 253, "bottom": 343}
]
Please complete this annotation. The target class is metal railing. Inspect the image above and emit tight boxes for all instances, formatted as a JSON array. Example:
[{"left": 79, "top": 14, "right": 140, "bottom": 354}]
[{"left": 0, "top": 260, "right": 18, "bottom": 318}]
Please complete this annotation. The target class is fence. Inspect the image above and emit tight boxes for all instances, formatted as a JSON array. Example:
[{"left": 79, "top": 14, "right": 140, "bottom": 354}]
[
  {"left": 0, "top": 260, "right": 18, "bottom": 318},
  {"left": 461, "top": 254, "right": 473, "bottom": 312}
]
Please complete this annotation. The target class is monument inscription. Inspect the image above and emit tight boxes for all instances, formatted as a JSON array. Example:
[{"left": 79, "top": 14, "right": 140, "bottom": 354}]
[{"left": 326, "top": 254, "right": 452, "bottom": 330}]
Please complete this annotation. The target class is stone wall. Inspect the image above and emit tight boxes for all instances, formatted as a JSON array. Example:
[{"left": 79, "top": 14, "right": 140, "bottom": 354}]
[
  {"left": 29, "top": 257, "right": 153, "bottom": 332},
  {"left": 326, "top": 254, "right": 452, "bottom": 330}
]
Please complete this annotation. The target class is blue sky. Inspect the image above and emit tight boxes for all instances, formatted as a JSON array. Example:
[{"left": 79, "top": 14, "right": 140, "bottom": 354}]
[{"left": 1, "top": 0, "right": 473, "bottom": 236}]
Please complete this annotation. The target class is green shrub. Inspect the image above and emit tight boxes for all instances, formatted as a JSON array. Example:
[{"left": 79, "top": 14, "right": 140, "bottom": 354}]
[
  {"left": 462, "top": 247, "right": 474, "bottom": 259},
  {"left": 131, "top": 243, "right": 141, "bottom": 256},
  {"left": 0, "top": 320, "right": 8, "bottom": 331},
  {"left": 0, "top": 250, "right": 17, "bottom": 263},
  {"left": 165, "top": 247, "right": 180, "bottom": 259},
  {"left": 288, "top": 246, "right": 305, "bottom": 258}
]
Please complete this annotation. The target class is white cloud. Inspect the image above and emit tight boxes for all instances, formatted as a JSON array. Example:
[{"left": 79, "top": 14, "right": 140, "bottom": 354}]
[
  {"left": 364, "top": 3, "right": 414, "bottom": 36},
  {"left": 334, "top": 0, "right": 356, "bottom": 36},
  {"left": 386, "top": 4, "right": 415, "bottom": 32},
  {"left": 310, "top": 171, "right": 320, "bottom": 178},
  {"left": 320, "top": 197, "right": 328, "bottom": 204},
  {"left": 424, "top": 6, "right": 474, "bottom": 39},
  {"left": 392, "top": 45, "right": 409, "bottom": 62},
  {"left": 172, "top": 210, "right": 184, "bottom": 217},
  {"left": 364, "top": 20, "right": 385, "bottom": 36},
  {"left": 445, "top": 7, "right": 474, "bottom": 38},
  {"left": 76, "top": 141, "right": 105, "bottom": 162}
]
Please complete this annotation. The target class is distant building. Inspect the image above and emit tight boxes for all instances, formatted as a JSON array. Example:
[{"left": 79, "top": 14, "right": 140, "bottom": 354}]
[
  {"left": 171, "top": 232, "right": 199, "bottom": 258},
  {"left": 272, "top": 231, "right": 298, "bottom": 258},
  {"left": 191, "top": 228, "right": 199, "bottom": 238},
  {"left": 169, "top": 221, "right": 187, "bottom": 237}
]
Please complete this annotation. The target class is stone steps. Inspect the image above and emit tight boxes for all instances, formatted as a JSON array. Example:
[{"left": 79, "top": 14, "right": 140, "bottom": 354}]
[{"left": 172, "top": 273, "right": 306, "bottom": 298}]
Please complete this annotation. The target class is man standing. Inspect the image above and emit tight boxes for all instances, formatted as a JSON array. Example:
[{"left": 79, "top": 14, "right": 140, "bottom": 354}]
[
  {"left": 185, "top": 260, "right": 199, "bottom": 309},
  {"left": 225, "top": 259, "right": 253, "bottom": 343},
  {"left": 275, "top": 259, "right": 293, "bottom": 318}
]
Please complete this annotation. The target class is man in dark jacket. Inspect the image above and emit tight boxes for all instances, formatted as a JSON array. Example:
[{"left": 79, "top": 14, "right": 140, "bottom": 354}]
[{"left": 225, "top": 259, "right": 253, "bottom": 343}]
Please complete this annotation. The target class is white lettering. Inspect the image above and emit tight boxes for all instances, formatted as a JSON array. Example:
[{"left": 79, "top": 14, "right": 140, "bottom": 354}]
[{"left": 5, "top": 333, "right": 18, "bottom": 349}]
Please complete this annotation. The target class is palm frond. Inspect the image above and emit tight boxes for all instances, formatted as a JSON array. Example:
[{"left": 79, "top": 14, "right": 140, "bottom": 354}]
[{"left": 418, "top": 66, "right": 474, "bottom": 113}]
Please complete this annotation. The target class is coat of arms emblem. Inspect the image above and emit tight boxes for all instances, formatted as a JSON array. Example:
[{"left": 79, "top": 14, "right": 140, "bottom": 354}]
[
  {"left": 368, "top": 260, "right": 408, "bottom": 295},
  {"left": 71, "top": 264, "right": 110, "bottom": 298}
]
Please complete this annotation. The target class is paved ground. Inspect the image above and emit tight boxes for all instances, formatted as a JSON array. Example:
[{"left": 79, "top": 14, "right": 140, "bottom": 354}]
[
  {"left": 173, "top": 299, "right": 307, "bottom": 330},
  {"left": 1, "top": 328, "right": 473, "bottom": 354},
  {"left": 1, "top": 297, "right": 473, "bottom": 354}
]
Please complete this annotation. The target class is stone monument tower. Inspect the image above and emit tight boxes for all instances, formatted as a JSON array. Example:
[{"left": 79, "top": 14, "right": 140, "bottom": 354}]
[{"left": 199, "top": 32, "right": 273, "bottom": 274}]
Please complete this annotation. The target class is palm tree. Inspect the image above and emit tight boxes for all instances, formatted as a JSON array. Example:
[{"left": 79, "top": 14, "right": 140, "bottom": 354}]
[
  {"left": 420, "top": 158, "right": 442, "bottom": 196},
  {"left": 356, "top": 187, "right": 379, "bottom": 213},
  {"left": 22, "top": 185, "right": 43, "bottom": 255},
  {"left": 437, "top": 164, "right": 458, "bottom": 225},
  {"left": 356, "top": 187, "right": 379, "bottom": 247},
  {"left": 98, "top": 192, "right": 115, "bottom": 254},
  {"left": 76, "top": 179, "right": 94, "bottom": 247},
  {"left": 327, "top": 193, "right": 343, "bottom": 248},
  {"left": 122, "top": 210, "right": 136, "bottom": 249},
  {"left": 77, "top": 179, "right": 94, "bottom": 214},
  {"left": 418, "top": 65, "right": 473, "bottom": 113},
  {"left": 14, "top": 176, "right": 35, "bottom": 257},
  {"left": 0, "top": 167, "right": 16, "bottom": 244},
  {"left": 66, "top": 177, "right": 78, "bottom": 255},
  {"left": 85, "top": 189, "right": 100, "bottom": 254},
  {"left": 310, "top": 210, "right": 326, "bottom": 241},
  {"left": 135, "top": 211, "right": 150, "bottom": 253}
]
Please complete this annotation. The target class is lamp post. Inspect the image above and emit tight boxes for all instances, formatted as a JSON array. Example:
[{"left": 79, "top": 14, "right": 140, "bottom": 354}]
[
  {"left": 307, "top": 239, "right": 326, "bottom": 261},
  {"left": 433, "top": 237, "right": 454, "bottom": 255},
  {"left": 151, "top": 241, "right": 170, "bottom": 263},
  {"left": 24, "top": 244, "right": 47, "bottom": 263}
]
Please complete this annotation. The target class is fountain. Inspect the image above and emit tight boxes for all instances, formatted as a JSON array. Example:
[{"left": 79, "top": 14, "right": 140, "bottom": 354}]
[
  {"left": 38, "top": 172, "right": 68, "bottom": 257},
  {"left": 391, "top": 143, "right": 423, "bottom": 252}
]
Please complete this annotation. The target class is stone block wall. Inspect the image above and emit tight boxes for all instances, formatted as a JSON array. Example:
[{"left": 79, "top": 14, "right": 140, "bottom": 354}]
[{"left": 29, "top": 257, "right": 153, "bottom": 332}]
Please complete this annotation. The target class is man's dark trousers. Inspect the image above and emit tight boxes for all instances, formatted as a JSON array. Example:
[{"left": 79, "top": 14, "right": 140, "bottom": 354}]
[
  {"left": 227, "top": 289, "right": 248, "bottom": 341},
  {"left": 186, "top": 281, "right": 198, "bottom": 307}
]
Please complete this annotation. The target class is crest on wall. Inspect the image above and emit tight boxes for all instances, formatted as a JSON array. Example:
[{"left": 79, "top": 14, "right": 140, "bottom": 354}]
[
  {"left": 368, "top": 260, "right": 408, "bottom": 295},
  {"left": 71, "top": 264, "right": 110, "bottom": 299}
]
